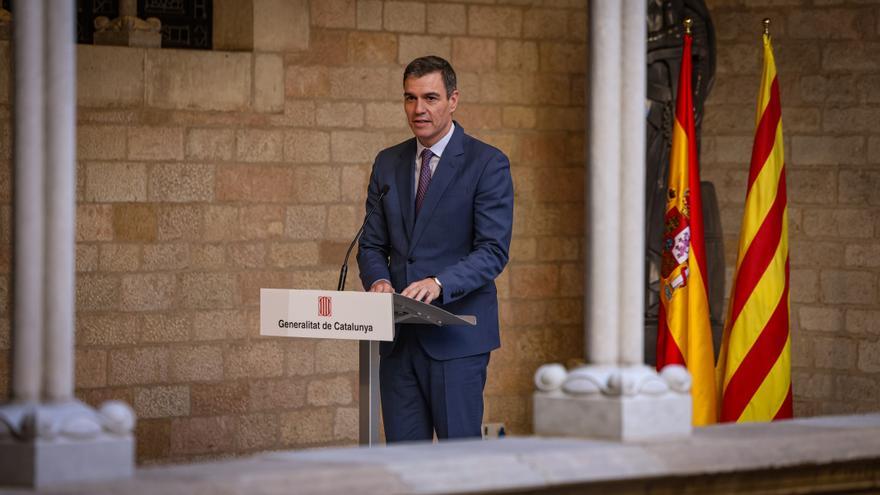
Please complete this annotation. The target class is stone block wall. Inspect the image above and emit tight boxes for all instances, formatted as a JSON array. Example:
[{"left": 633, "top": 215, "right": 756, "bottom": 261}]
[
  {"left": 702, "top": 0, "right": 880, "bottom": 416},
  {"left": 0, "top": 0, "right": 876, "bottom": 466},
  {"left": 0, "top": 0, "right": 586, "bottom": 464}
]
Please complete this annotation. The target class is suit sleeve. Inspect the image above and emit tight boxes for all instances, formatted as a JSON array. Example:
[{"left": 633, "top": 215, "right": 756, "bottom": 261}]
[
  {"left": 356, "top": 161, "right": 392, "bottom": 290},
  {"left": 436, "top": 150, "right": 514, "bottom": 304}
]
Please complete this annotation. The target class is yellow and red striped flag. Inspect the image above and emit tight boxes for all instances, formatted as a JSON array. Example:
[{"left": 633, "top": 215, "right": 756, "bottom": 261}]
[
  {"left": 716, "top": 26, "right": 792, "bottom": 422},
  {"left": 656, "top": 27, "right": 718, "bottom": 426}
]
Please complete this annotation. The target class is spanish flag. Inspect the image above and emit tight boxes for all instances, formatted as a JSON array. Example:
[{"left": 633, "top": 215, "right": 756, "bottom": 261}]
[
  {"left": 656, "top": 25, "right": 718, "bottom": 426},
  {"left": 716, "top": 24, "right": 792, "bottom": 422}
]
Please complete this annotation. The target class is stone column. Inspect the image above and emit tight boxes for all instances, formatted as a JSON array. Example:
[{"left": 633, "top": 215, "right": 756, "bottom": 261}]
[
  {"left": 44, "top": 0, "right": 77, "bottom": 402},
  {"left": 585, "top": 0, "right": 621, "bottom": 367},
  {"left": 618, "top": 0, "right": 647, "bottom": 366},
  {"left": 10, "top": 0, "right": 45, "bottom": 405},
  {"left": 532, "top": 0, "right": 692, "bottom": 442},
  {"left": 0, "top": 3, "right": 136, "bottom": 487}
]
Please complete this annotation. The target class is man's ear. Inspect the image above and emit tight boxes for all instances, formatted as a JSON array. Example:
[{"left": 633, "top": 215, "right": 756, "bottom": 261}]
[{"left": 448, "top": 89, "right": 460, "bottom": 112}]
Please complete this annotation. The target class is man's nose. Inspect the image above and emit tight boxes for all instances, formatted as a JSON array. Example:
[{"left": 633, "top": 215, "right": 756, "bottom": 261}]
[{"left": 414, "top": 98, "right": 426, "bottom": 113}]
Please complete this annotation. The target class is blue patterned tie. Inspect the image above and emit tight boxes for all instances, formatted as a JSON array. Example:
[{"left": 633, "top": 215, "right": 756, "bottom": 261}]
[{"left": 415, "top": 148, "right": 434, "bottom": 216}]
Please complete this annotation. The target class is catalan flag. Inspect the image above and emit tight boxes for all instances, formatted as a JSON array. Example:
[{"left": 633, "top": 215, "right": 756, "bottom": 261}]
[
  {"left": 716, "top": 25, "right": 792, "bottom": 422},
  {"left": 656, "top": 26, "right": 718, "bottom": 426}
]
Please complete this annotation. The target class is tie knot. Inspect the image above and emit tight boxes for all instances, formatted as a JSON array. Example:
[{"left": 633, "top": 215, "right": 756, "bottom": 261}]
[{"left": 420, "top": 148, "right": 433, "bottom": 164}]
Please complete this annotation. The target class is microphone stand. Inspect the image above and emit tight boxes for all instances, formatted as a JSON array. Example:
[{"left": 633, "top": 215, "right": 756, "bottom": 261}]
[{"left": 337, "top": 185, "right": 389, "bottom": 291}]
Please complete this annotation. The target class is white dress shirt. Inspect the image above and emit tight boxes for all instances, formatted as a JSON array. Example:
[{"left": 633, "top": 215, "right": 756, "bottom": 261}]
[{"left": 414, "top": 123, "right": 456, "bottom": 195}]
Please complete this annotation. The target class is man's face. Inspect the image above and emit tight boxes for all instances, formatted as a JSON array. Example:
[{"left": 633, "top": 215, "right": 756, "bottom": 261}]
[{"left": 404, "top": 71, "right": 459, "bottom": 147}]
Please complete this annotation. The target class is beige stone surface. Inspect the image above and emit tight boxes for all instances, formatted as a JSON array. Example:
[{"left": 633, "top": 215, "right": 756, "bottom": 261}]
[
  {"left": 315, "top": 340, "right": 359, "bottom": 373},
  {"left": 236, "top": 129, "right": 284, "bottom": 163},
  {"left": 236, "top": 413, "right": 280, "bottom": 451},
  {"left": 135, "top": 385, "right": 191, "bottom": 419},
  {"left": 225, "top": 341, "right": 285, "bottom": 379},
  {"left": 177, "top": 272, "right": 238, "bottom": 309},
  {"left": 524, "top": 8, "right": 568, "bottom": 40},
  {"left": 149, "top": 163, "right": 214, "bottom": 202},
  {"left": 330, "top": 131, "right": 385, "bottom": 163},
  {"left": 146, "top": 50, "right": 252, "bottom": 111},
  {"left": 108, "top": 347, "right": 170, "bottom": 386},
  {"left": 98, "top": 243, "right": 141, "bottom": 272},
  {"left": 240, "top": 205, "right": 286, "bottom": 240},
  {"left": 142, "top": 244, "right": 190, "bottom": 272},
  {"left": 311, "top": 0, "right": 356, "bottom": 29},
  {"left": 77, "top": 205, "right": 113, "bottom": 242},
  {"left": 192, "top": 381, "right": 249, "bottom": 415},
  {"left": 469, "top": 6, "right": 523, "bottom": 38},
  {"left": 254, "top": 54, "right": 285, "bottom": 113},
  {"left": 334, "top": 406, "right": 359, "bottom": 441},
  {"left": 280, "top": 408, "right": 335, "bottom": 444},
  {"left": 453, "top": 38, "right": 497, "bottom": 71},
  {"left": 75, "top": 348, "right": 108, "bottom": 389},
  {"left": 384, "top": 1, "right": 426, "bottom": 33},
  {"left": 284, "top": 130, "right": 330, "bottom": 163},
  {"left": 398, "top": 34, "right": 452, "bottom": 65},
  {"left": 142, "top": 313, "right": 192, "bottom": 343},
  {"left": 355, "top": 0, "right": 382, "bottom": 30},
  {"left": 253, "top": 0, "right": 310, "bottom": 52},
  {"left": 170, "top": 416, "right": 235, "bottom": 455},
  {"left": 128, "top": 127, "right": 185, "bottom": 161},
  {"left": 316, "top": 101, "right": 366, "bottom": 128},
  {"left": 365, "top": 102, "right": 405, "bottom": 129},
  {"left": 348, "top": 32, "right": 398, "bottom": 65},
  {"left": 329, "top": 67, "right": 391, "bottom": 99},
  {"left": 427, "top": 3, "right": 467, "bottom": 35},
  {"left": 307, "top": 376, "right": 353, "bottom": 406},
  {"left": 185, "top": 128, "right": 235, "bottom": 161},
  {"left": 113, "top": 204, "right": 158, "bottom": 242},
  {"left": 76, "top": 313, "right": 140, "bottom": 347},
  {"left": 77, "top": 46, "right": 145, "bottom": 107},
  {"left": 285, "top": 65, "right": 331, "bottom": 98},
  {"left": 85, "top": 162, "right": 148, "bottom": 202},
  {"left": 157, "top": 205, "right": 204, "bottom": 241},
  {"left": 78, "top": 126, "right": 127, "bottom": 160},
  {"left": 213, "top": 0, "right": 254, "bottom": 51},
  {"left": 250, "top": 378, "right": 306, "bottom": 411},
  {"left": 169, "top": 345, "right": 224, "bottom": 382}
]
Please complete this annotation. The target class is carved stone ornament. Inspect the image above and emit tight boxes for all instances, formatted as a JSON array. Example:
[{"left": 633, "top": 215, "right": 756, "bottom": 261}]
[
  {"left": 534, "top": 363, "right": 691, "bottom": 397},
  {"left": 0, "top": 400, "right": 135, "bottom": 442},
  {"left": 92, "top": 13, "right": 162, "bottom": 48},
  {"left": 94, "top": 15, "right": 161, "bottom": 34}
]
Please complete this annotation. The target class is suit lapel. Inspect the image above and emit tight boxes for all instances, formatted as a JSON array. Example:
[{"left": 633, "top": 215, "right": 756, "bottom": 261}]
[
  {"left": 395, "top": 139, "right": 416, "bottom": 241},
  {"left": 410, "top": 125, "right": 465, "bottom": 250}
]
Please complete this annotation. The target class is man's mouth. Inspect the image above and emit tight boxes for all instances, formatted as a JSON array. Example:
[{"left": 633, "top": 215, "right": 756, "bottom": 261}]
[{"left": 413, "top": 119, "right": 431, "bottom": 125}]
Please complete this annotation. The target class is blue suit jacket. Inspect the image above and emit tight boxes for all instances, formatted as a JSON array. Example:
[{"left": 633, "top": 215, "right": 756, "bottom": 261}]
[{"left": 357, "top": 123, "right": 514, "bottom": 360}]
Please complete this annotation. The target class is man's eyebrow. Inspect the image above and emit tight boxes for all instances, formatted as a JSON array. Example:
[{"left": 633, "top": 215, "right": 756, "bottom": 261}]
[{"left": 403, "top": 91, "right": 442, "bottom": 98}]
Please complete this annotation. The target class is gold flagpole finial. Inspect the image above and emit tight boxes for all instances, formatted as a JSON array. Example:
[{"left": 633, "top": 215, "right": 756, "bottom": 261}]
[
  {"left": 763, "top": 18, "right": 771, "bottom": 36},
  {"left": 684, "top": 17, "right": 693, "bottom": 35}
]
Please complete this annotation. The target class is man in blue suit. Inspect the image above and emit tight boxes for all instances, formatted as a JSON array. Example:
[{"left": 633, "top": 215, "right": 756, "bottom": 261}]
[{"left": 357, "top": 56, "right": 514, "bottom": 443}]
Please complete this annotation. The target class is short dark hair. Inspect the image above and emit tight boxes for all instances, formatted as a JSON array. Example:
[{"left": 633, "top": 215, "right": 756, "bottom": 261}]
[{"left": 403, "top": 56, "right": 457, "bottom": 98}]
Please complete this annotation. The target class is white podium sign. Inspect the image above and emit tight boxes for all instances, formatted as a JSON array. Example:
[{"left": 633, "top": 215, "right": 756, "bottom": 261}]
[
  {"left": 260, "top": 289, "right": 394, "bottom": 341},
  {"left": 260, "top": 287, "right": 475, "bottom": 446}
]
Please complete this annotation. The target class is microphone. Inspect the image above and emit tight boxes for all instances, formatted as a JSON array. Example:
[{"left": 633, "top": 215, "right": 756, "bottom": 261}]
[{"left": 337, "top": 184, "right": 390, "bottom": 291}]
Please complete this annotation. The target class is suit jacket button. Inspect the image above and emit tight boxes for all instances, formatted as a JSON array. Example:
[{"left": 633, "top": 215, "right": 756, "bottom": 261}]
[{"left": 407, "top": 258, "right": 415, "bottom": 263}]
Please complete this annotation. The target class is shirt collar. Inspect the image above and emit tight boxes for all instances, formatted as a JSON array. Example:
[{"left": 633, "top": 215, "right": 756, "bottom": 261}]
[{"left": 416, "top": 122, "right": 456, "bottom": 160}]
